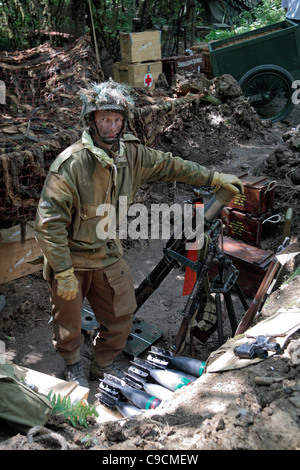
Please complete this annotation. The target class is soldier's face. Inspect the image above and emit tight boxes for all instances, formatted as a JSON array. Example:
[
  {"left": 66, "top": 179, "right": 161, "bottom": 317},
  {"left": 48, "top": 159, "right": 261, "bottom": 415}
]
[{"left": 93, "top": 110, "right": 124, "bottom": 144}]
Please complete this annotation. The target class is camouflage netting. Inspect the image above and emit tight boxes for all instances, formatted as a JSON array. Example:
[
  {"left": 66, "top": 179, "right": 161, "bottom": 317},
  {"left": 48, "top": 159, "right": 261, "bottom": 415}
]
[{"left": 0, "top": 36, "right": 104, "bottom": 229}]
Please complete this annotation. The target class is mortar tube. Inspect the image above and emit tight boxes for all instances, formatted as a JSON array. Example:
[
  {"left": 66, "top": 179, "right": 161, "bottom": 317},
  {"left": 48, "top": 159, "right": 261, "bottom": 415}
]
[{"left": 204, "top": 187, "right": 236, "bottom": 222}]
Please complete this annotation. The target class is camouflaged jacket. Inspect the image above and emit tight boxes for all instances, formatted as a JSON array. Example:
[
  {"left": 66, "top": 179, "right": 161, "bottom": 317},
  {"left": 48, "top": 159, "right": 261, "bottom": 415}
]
[{"left": 34, "top": 132, "right": 214, "bottom": 277}]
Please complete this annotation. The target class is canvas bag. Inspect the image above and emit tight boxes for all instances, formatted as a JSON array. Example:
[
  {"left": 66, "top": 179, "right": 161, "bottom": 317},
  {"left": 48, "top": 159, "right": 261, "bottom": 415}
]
[{"left": 0, "top": 363, "right": 53, "bottom": 432}]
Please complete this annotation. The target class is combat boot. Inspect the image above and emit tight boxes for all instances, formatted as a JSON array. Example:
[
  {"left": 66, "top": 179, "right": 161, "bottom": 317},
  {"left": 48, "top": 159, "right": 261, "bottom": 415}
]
[
  {"left": 64, "top": 361, "right": 89, "bottom": 388},
  {"left": 90, "top": 360, "right": 124, "bottom": 381}
]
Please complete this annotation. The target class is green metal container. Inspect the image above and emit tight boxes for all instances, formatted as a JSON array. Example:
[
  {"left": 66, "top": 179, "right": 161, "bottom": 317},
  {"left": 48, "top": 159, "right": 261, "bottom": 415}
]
[{"left": 209, "top": 20, "right": 300, "bottom": 81}]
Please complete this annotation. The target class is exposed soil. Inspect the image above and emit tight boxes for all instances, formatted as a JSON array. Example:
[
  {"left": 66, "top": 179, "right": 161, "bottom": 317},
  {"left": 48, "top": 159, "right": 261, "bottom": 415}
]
[{"left": 0, "top": 73, "right": 300, "bottom": 451}]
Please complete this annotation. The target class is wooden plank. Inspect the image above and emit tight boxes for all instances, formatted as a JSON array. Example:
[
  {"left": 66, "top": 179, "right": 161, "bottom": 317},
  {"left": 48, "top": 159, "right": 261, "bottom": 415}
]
[
  {"left": 0, "top": 222, "right": 35, "bottom": 244},
  {"left": 0, "top": 225, "right": 42, "bottom": 284},
  {"left": 11, "top": 363, "right": 90, "bottom": 403}
]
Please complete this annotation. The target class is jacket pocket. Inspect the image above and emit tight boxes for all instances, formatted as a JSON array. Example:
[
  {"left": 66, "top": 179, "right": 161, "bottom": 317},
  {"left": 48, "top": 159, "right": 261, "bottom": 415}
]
[
  {"left": 80, "top": 202, "right": 98, "bottom": 220},
  {"left": 76, "top": 203, "right": 100, "bottom": 243}
]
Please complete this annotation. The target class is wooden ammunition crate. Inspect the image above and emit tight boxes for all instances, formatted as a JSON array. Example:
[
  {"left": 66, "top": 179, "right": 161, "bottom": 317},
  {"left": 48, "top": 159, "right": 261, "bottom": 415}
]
[
  {"left": 221, "top": 209, "right": 271, "bottom": 245},
  {"left": 161, "top": 54, "right": 210, "bottom": 84},
  {"left": 0, "top": 223, "right": 42, "bottom": 284},
  {"left": 209, "top": 236, "right": 274, "bottom": 298},
  {"left": 228, "top": 174, "right": 275, "bottom": 216},
  {"left": 113, "top": 60, "right": 162, "bottom": 88},
  {"left": 120, "top": 30, "right": 161, "bottom": 64}
]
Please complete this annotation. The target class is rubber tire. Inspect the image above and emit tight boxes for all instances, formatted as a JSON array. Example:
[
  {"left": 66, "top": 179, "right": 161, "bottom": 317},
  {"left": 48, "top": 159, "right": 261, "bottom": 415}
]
[{"left": 239, "top": 64, "right": 295, "bottom": 123}]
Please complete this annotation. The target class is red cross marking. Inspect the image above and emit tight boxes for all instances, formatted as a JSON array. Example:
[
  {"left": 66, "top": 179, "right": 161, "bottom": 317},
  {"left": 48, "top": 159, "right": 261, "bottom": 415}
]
[{"left": 144, "top": 73, "right": 153, "bottom": 87}]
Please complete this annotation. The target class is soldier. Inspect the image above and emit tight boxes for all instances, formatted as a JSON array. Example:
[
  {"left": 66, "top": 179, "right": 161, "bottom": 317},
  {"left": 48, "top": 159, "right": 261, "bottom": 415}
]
[{"left": 34, "top": 79, "right": 243, "bottom": 387}]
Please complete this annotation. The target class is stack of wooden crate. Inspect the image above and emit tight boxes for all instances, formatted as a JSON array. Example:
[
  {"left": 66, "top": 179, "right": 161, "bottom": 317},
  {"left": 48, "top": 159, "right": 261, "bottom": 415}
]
[
  {"left": 221, "top": 173, "right": 275, "bottom": 246},
  {"left": 113, "top": 30, "right": 162, "bottom": 88},
  {"left": 208, "top": 174, "right": 276, "bottom": 297}
]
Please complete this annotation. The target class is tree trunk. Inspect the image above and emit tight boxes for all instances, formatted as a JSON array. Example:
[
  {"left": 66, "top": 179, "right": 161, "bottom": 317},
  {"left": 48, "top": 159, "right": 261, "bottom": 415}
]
[{"left": 70, "top": 0, "right": 86, "bottom": 38}]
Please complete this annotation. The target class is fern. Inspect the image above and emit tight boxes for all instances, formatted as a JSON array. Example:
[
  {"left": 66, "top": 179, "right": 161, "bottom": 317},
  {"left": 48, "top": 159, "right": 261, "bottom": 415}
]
[{"left": 47, "top": 392, "right": 99, "bottom": 428}]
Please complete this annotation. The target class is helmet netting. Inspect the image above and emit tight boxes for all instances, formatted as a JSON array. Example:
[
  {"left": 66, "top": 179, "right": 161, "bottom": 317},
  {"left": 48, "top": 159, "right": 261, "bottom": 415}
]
[{"left": 79, "top": 78, "right": 135, "bottom": 126}]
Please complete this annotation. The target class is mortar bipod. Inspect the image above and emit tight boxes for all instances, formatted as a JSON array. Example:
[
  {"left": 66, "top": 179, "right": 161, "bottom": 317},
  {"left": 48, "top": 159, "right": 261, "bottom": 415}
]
[
  {"left": 208, "top": 250, "right": 249, "bottom": 346},
  {"left": 173, "top": 223, "right": 248, "bottom": 353}
]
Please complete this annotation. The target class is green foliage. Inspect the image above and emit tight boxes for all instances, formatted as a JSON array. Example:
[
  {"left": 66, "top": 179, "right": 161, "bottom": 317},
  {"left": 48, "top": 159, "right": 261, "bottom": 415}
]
[
  {"left": 241, "top": 0, "right": 286, "bottom": 28},
  {"left": 47, "top": 392, "right": 99, "bottom": 428},
  {"left": 204, "top": 0, "right": 286, "bottom": 42}
]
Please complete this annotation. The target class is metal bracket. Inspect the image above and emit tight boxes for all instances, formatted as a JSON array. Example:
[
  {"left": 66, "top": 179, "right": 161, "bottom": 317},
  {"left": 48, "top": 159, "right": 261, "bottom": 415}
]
[
  {"left": 81, "top": 307, "right": 163, "bottom": 356},
  {"left": 166, "top": 249, "right": 204, "bottom": 273}
]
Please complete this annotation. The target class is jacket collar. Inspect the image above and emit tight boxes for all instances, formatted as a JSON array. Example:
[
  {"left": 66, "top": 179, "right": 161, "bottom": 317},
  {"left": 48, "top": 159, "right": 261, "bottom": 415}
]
[{"left": 82, "top": 130, "right": 127, "bottom": 184}]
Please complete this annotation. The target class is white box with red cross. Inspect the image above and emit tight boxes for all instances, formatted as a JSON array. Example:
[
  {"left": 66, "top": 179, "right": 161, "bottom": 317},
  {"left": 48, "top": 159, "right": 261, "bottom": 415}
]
[{"left": 113, "top": 60, "right": 162, "bottom": 88}]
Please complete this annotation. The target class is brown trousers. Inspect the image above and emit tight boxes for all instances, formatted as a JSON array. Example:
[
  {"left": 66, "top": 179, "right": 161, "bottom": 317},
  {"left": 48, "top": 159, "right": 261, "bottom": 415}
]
[{"left": 50, "top": 258, "right": 137, "bottom": 366}]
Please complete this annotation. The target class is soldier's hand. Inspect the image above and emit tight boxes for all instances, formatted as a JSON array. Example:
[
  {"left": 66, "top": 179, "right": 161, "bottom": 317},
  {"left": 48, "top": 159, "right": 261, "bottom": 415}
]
[
  {"left": 211, "top": 171, "right": 244, "bottom": 195},
  {"left": 54, "top": 268, "right": 79, "bottom": 300}
]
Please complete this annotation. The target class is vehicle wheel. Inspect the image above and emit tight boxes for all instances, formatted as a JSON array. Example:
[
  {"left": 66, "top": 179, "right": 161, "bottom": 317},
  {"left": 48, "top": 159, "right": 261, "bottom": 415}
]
[{"left": 239, "top": 64, "right": 295, "bottom": 123}]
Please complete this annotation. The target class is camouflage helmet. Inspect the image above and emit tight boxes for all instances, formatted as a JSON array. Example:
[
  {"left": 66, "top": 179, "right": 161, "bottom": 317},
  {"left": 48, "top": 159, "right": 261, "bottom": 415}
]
[{"left": 79, "top": 78, "right": 135, "bottom": 127}]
